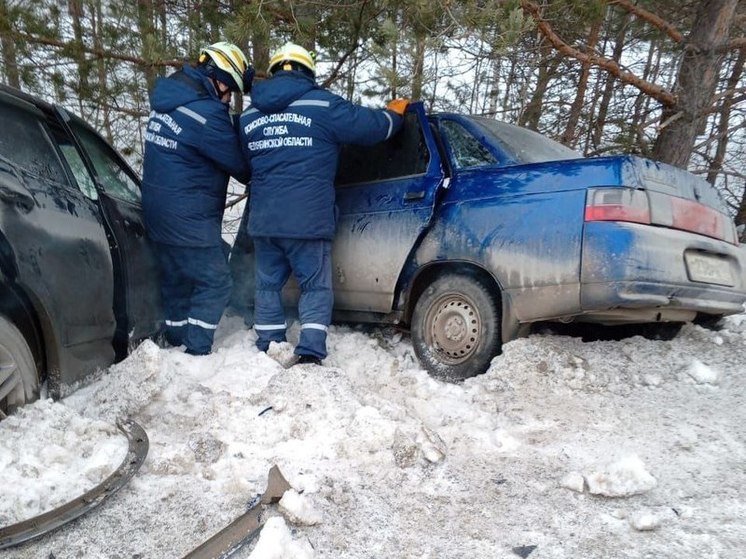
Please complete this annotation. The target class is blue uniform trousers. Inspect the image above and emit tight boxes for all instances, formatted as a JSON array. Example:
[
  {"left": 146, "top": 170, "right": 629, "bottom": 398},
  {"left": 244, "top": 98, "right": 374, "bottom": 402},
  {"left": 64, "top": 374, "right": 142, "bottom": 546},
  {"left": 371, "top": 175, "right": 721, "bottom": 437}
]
[
  {"left": 154, "top": 242, "right": 232, "bottom": 355},
  {"left": 253, "top": 237, "right": 332, "bottom": 359}
]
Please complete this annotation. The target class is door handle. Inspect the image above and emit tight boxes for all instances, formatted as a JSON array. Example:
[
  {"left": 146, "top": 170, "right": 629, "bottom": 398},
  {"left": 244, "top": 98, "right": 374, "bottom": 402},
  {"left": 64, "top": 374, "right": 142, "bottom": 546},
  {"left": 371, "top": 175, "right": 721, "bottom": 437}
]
[{"left": 403, "top": 190, "right": 425, "bottom": 201}]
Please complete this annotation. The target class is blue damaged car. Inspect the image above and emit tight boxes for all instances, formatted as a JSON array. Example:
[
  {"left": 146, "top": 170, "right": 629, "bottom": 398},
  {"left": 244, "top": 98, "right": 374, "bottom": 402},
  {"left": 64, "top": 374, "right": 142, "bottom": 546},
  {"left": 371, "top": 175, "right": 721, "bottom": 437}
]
[{"left": 229, "top": 101, "right": 746, "bottom": 379}]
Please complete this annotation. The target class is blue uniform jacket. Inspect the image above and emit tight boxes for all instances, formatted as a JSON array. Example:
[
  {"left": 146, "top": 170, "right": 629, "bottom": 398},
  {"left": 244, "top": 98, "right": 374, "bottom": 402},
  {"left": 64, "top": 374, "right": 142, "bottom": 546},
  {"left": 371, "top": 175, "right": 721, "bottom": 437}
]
[
  {"left": 239, "top": 72, "right": 403, "bottom": 240},
  {"left": 142, "top": 65, "right": 250, "bottom": 247}
]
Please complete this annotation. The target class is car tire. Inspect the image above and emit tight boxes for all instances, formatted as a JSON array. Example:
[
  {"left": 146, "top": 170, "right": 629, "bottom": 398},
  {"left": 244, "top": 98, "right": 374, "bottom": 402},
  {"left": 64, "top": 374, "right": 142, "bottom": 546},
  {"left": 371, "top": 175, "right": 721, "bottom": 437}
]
[
  {"left": 411, "top": 272, "right": 501, "bottom": 381},
  {"left": 0, "top": 314, "right": 39, "bottom": 417}
]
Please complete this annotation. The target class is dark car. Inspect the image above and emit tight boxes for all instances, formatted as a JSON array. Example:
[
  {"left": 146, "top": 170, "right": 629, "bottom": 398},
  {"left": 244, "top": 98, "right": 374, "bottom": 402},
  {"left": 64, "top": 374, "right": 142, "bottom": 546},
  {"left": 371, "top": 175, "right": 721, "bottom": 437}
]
[
  {"left": 230, "top": 102, "right": 746, "bottom": 379},
  {"left": 0, "top": 85, "right": 161, "bottom": 416}
]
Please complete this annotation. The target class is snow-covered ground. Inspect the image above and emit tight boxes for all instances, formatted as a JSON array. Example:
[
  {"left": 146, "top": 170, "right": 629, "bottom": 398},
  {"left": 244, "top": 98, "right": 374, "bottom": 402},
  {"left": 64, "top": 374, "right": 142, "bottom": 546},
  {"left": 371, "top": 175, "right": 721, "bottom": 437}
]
[{"left": 1, "top": 313, "right": 745, "bottom": 558}]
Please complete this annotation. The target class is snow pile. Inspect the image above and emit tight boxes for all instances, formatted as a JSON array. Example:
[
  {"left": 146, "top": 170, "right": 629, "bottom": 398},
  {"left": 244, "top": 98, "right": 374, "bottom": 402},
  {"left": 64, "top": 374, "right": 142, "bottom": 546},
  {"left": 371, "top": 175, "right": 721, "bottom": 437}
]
[
  {"left": 686, "top": 359, "right": 720, "bottom": 384},
  {"left": 584, "top": 454, "right": 657, "bottom": 497},
  {"left": 279, "top": 489, "right": 323, "bottom": 525},
  {"left": 1, "top": 314, "right": 745, "bottom": 558},
  {"left": 250, "top": 517, "right": 314, "bottom": 559},
  {"left": 629, "top": 510, "right": 662, "bottom": 531},
  {"left": 0, "top": 400, "right": 127, "bottom": 526}
]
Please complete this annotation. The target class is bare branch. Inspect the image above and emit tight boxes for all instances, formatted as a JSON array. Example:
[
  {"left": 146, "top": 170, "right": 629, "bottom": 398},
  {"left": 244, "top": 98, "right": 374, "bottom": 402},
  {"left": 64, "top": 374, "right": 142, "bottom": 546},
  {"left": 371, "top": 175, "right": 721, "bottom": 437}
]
[
  {"left": 611, "top": 0, "right": 745, "bottom": 53},
  {"left": 610, "top": 0, "right": 683, "bottom": 43},
  {"left": 8, "top": 31, "right": 183, "bottom": 68},
  {"left": 321, "top": 40, "right": 361, "bottom": 89},
  {"left": 320, "top": 0, "right": 375, "bottom": 89},
  {"left": 520, "top": 0, "right": 676, "bottom": 106},
  {"left": 226, "top": 192, "right": 249, "bottom": 209}
]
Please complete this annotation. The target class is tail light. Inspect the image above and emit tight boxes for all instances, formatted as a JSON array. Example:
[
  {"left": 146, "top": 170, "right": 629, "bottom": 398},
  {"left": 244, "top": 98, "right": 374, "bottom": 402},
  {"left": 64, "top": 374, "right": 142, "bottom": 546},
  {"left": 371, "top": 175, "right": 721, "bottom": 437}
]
[
  {"left": 585, "top": 187, "right": 739, "bottom": 245},
  {"left": 584, "top": 188, "right": 651, "bottom": 224}
]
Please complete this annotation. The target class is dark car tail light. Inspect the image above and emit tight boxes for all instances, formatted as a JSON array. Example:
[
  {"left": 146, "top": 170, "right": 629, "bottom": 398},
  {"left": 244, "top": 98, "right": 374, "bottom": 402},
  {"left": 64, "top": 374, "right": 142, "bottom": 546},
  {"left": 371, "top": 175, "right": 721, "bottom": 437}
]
[
  {"left": 585, "top": 187, "right": 739, "bottom": 245},
  {"left": 657, "top": 195, "right": 739, "bottom": 245},
  {"left": 584, "top": 188, "right": 651, "bottom": 224}
]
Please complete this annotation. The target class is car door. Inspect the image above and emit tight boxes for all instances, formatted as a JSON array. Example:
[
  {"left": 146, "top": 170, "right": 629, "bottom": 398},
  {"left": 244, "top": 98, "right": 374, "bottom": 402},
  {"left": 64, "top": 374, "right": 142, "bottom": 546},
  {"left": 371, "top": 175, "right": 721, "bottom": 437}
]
[
  {"left": 0, "top": 91, "right": 117, "bottom": 389},
  {"left": 54, "top": 108, "right": 162, "bottom": 350},
  {"left": 332, "top": 103, "right": 446, "bottom": 312}
]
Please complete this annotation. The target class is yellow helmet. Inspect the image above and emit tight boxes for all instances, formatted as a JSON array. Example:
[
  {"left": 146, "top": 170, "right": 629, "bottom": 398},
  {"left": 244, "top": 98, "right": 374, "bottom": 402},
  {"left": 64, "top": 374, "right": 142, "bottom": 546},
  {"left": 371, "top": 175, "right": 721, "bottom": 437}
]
[
  {"left": 268, "top": 42, "right": 316, "bottom": 77},
  {"left": 199, "top": 41, "right": 254, "bottom": 93}
]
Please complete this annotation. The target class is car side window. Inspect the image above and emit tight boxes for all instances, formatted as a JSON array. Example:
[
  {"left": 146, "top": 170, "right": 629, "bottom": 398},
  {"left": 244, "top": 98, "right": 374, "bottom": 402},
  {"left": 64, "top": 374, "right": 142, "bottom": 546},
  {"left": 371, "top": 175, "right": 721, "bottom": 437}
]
[
  {"left": 57, "top": 144, "right": 98, "bottom": 200},
  {"left": 335, "top": 112, "right": 430, "bottom": 186},
  {"left": 69, "top": 120, "right": 141, "bottom": 204},
  {"left": 440, "top": 120, "right": 497, "bottom": 169},
  {"left": 43, "top": 115, "right": 99, "bottom": 200},
  {"left": 0, "top": 101, "right": 68, "bottom": 185}
]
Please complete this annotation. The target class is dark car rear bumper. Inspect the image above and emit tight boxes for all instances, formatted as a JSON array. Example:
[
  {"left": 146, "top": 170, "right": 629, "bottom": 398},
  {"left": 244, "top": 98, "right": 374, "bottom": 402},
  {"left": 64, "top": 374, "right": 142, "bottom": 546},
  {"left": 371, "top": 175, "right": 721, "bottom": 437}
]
[
  {"left": 580, "top": 280, "right": 745, "bottom": 323},
  {"left": 580, "top": 221, "right": 746, "bottom": 321}
]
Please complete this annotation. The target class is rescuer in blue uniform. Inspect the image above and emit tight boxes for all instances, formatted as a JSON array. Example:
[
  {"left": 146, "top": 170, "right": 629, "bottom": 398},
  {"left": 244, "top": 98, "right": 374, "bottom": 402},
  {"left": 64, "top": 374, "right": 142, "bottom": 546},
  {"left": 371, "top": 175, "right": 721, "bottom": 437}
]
[
  {"left": 142, "top": 42, "right": 254, "bottom": 355},
  {"left": 239, "top": 42, "right": 409, "bottom": 365}
]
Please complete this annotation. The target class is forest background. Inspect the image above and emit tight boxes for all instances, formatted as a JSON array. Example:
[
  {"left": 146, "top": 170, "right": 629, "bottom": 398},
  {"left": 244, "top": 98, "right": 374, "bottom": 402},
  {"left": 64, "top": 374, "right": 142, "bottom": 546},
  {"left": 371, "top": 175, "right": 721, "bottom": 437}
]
[{"left": 1, "top": 0, "right": 745, "bottom": 236}]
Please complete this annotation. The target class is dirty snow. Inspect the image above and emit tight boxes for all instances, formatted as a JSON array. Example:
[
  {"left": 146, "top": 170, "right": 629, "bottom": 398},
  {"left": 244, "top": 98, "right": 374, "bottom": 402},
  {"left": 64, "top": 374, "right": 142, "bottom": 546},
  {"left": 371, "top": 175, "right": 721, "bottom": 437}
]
[{"left": 1, "top": 313, "right": 745, "bottom": 558}]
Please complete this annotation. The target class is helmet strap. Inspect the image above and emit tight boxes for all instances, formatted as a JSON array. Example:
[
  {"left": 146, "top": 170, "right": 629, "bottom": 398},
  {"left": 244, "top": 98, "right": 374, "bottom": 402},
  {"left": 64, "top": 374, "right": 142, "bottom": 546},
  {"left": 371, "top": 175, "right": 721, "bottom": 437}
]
[{"left": 211, "top": 77, "right": 231, "bottom": 103}]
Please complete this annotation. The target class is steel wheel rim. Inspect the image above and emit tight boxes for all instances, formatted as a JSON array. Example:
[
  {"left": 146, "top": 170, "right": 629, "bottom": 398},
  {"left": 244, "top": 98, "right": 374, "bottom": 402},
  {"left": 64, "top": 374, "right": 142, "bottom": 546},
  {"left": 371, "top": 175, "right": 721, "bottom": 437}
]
[
  {"left": 425, "top": 292, "right": 481, "bottom": 365},
  {"left": 0, "top": 342, "right": 24, "bottom": 411}
]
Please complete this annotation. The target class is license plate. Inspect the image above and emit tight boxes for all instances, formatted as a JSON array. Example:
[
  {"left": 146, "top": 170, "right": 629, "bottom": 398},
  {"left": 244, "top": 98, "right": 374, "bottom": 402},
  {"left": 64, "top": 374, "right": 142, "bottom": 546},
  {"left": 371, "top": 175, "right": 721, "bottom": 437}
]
[{"left": 684, "top": 252, "right": 734, "bottom": 286}]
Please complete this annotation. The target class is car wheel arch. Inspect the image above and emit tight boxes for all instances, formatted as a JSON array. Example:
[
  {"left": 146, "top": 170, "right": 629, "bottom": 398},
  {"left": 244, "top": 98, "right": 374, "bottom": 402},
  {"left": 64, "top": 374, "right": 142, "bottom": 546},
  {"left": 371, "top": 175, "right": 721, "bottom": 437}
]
[
  {"left": 0, "top": 295, "right": 41, "bottom": 416},
  {"left": 0, "top": 280, "right": 56, "bottom": 394},
  {"left": 403, "top": 261, "right": 504, "bottom": 325},
  {"left": 0, "top": 231, "right": 19, "bottom": 283}
]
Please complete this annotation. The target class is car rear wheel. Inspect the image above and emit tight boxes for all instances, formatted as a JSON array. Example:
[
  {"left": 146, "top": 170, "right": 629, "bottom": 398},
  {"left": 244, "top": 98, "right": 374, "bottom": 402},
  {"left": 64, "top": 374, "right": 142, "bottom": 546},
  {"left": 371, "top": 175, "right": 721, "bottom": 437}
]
[
  {"left": 0, "top": 314, "right": 39, "bottom": 417},
  {"left": 411, "top": 272, "right": 501, "bottom": 381}
]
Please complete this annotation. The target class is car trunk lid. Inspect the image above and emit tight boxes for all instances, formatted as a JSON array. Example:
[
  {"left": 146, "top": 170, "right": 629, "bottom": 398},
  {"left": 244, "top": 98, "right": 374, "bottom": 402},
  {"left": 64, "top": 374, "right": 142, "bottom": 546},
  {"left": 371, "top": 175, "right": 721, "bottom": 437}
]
[{"left": 585, "top": 155, "right": 739, "bottom": 245}]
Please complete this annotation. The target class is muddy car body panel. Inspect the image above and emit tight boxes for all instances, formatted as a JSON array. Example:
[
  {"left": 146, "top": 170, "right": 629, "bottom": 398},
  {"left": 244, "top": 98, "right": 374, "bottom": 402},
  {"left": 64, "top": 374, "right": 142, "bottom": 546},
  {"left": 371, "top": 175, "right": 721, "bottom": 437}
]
[{"left": 230, "top": 102, "right": 746, "bottom": 377}]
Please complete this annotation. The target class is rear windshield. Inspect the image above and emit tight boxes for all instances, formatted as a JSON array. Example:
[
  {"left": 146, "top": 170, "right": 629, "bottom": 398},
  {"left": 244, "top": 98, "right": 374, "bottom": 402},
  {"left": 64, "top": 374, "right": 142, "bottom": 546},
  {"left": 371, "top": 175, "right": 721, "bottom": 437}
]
[{"left": 470, "top": 117, "right": 582, "bottom": 164}]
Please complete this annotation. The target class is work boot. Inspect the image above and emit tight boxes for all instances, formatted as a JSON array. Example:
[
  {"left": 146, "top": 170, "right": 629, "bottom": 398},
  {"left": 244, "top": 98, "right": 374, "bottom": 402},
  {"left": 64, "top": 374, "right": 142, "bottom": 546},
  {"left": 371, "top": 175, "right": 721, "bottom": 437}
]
[
  {"left": 295, "top": 354, "right": 322, "bottom": 366},
  {"left": 162, "top": 331, "right": 184, "bottom": 348}
]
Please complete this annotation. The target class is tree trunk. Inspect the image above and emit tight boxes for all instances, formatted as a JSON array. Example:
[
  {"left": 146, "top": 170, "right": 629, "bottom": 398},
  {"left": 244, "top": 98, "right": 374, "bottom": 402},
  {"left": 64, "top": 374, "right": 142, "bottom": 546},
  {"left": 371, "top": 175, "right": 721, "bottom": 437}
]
[
  {"left": 706, "top": 47, "right": 746, "bottom": 185},
  {"left": 204, "top": 0, "right": 221, "bottom": 43},
  {"left": 487, "top": 52, "right": 501, "bottom": 116},
  {"left": 92, "top": 0, "right": 112, "bottom": 142},
  {"left": 345, "top": 47, "right": 358, "bottom": 101},
  {"left": 502, "top": 53, "right": 517, "bottom": 116},
  {"left": 427, "top": 47, "right": 440, "bottom": 112},
  {"left": 390, "top": 12, "right": 398, "bottom": 99},
  {"left": 735, "top": 180, "right": 746, "bottom": 239},
  {"left": 0, "top": 0, "right": 20, "bottom": 88},
  {"left": 293, "top": 2, "right": 317, "bottom": 53},
  {"left": 411, "top": 32, "right": 426, "bottom": 102},
  {"left": 622, "top": 38, "right": 663, "bottom": 156},
  {"left": 68, "top": 0, "right": 90, "bottom": 113},
  {"left": 591, "top": 12, "right": 629, "bottom": 151},
  {"left": 652, "top": 0, "right": 739, "bottom": 168},
  {"left": 561, "top": 17, "right": 602, "bottom": 147},
  {"left": 251, "top": 25, "right": 270, "bottom": 78},
  {"left": 518, "top": 43, "right": 561, "bottom": 130},
  {"left": 136, "top": 0, "right": 158, "bottom": 92},
  {"left": 469, "top": 40, "right": 484, "bottom": 113}
]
